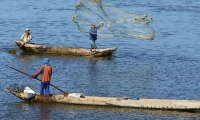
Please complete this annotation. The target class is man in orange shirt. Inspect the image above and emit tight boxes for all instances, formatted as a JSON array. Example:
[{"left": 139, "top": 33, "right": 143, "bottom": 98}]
[{"left": 31, "top": 58, "right": 52, "bottom": 96}]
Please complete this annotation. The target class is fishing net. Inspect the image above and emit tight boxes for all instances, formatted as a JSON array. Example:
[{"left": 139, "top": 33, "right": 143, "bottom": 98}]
[
  {"left": 8, "top": 84, "right": 25, "bottom": 92},
  {"left": 72, "top": 0, "right": 154, "bottom": 40}
]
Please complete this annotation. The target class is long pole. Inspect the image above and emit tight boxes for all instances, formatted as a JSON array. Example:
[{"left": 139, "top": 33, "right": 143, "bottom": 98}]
[{"left": 9, "top": 66, "right": 67, "bottom": 94}]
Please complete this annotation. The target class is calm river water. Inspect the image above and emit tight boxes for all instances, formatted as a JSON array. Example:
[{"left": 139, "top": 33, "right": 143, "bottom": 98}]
[{"left": 1, "top": 0, "right": 200, "bottom": 119}]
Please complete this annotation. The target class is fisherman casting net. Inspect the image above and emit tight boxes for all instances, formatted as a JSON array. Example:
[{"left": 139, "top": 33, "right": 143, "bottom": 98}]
[{"left": 72, "top": 0, "right": 154, "bottom": 40}]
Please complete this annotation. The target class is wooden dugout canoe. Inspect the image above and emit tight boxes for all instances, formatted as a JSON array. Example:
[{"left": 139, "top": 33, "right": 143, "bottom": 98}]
[
  {"left": 5, "top": 87, "right": 200, "bottom": 111},
  {"left": 14, "top": 40, "right": 117, "bottom": 57}
]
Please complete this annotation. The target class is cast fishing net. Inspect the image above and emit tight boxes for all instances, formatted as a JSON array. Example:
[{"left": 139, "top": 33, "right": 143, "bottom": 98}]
[{"left": 72, "top": 0, "right": 154, "bottom": 40}]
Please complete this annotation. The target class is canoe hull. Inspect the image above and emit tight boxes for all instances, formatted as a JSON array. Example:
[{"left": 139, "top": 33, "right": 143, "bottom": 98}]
[
  {"left": 5, "top": 89, "right": 200, "bottom": 111},
  {"left": 14, "top": 40, "right": 117, "bottom": 57}
]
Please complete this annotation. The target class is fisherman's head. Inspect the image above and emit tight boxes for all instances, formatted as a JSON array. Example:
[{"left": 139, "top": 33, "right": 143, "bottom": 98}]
[
  {"left": 25, "top": 28, "right": 30, "bottom": 34},
  {"left": 91, "top": 24, "right": 95, "bottom": 29},
  {"left": 43, "top": 58, "right": 50, "bottom": 65}
]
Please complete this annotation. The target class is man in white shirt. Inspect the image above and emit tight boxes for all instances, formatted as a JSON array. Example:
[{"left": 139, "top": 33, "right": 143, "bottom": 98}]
[{"left": 20, "top": 28, "right": 33, "bottom": 43}]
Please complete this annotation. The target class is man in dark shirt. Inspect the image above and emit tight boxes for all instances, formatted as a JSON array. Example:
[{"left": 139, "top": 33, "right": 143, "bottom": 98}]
[{"left": 89, "top": 22, "right": 104, "bottom": 51}]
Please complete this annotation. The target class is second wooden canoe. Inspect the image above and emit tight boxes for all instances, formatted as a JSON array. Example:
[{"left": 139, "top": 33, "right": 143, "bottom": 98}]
[{"left": 14, "top": 40, "right": 117, "bottom": 57}]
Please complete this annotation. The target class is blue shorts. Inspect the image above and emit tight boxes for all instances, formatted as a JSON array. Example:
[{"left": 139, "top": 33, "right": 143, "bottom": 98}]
[{"left": 90, "top": 40, "right": 97, "bottom": 49}]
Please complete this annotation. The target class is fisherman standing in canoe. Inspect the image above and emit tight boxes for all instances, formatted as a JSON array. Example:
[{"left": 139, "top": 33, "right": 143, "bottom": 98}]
[
  {"left": 31, "top": 58, "right": 52, "bottom": 96},
  {"left": 89, "top": 22, "right": 104, "bottom": 52},
  {"left": 20, "top": 28, "right": 33, "bottom": 44}
]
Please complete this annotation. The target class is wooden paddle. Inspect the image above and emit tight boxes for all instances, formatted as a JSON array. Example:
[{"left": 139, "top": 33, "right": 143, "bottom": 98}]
[
  {"left": 9, "top": 66, "right": 69, "bottom": 95},
  {"left": 8, "top": 41, "right": 26, "bottom": 54}
]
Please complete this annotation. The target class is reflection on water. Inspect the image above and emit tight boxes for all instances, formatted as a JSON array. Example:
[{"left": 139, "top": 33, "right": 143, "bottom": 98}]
[
  {"left": 39, "top": 106, "right": 51, "bottom": 120},
  {"left": 1, "top": 102, "right": 200, "bottom": 120}
]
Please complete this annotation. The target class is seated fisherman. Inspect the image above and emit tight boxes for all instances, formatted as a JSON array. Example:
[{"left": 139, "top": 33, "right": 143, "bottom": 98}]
[{"left": 20, "top": 28, "right": 33, "bottom": 44}]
